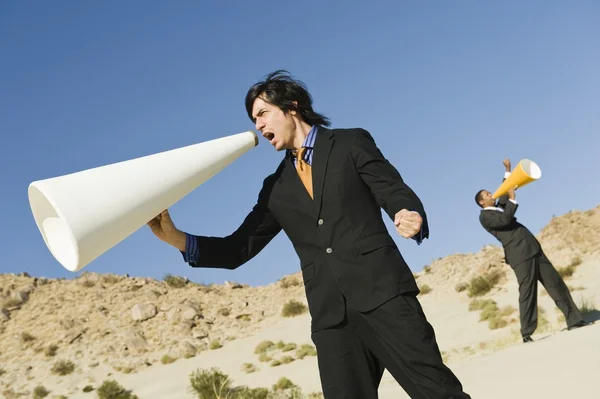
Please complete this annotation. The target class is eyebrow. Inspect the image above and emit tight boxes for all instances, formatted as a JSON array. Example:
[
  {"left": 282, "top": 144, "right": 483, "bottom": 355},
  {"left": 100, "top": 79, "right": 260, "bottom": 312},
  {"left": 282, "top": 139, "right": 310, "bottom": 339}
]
[{"left": 252, "top": 108, "right": 266, "bottom": 122}]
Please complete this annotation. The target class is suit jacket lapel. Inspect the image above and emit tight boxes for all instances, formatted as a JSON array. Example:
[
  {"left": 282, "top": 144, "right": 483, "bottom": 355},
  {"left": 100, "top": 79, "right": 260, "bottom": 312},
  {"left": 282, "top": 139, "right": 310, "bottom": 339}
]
[{"left": 312, "top": 126, "right": 334, "bottom": 216}]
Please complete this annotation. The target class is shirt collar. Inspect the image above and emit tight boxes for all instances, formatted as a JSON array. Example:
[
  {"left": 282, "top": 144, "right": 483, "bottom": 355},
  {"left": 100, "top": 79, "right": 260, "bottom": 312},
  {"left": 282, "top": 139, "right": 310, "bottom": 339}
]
[{"left": 287, "top": 125, "right": 317, "bottom": 158}]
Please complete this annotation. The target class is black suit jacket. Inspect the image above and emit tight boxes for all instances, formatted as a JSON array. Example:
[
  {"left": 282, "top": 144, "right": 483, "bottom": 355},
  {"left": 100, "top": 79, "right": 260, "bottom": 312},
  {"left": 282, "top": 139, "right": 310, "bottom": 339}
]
[
  {"left": 479, "top": 189, "right": 541, "bottom": 267},
  {"left": 186, "top": 126, "right": 429, "bottom": 332}
]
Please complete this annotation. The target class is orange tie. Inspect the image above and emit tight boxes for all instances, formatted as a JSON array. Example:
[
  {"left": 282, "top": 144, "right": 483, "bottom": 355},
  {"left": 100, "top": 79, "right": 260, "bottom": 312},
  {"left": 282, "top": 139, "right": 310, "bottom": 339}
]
[{"left": 294, "top": 147, "right": 313, "bottom": 199}]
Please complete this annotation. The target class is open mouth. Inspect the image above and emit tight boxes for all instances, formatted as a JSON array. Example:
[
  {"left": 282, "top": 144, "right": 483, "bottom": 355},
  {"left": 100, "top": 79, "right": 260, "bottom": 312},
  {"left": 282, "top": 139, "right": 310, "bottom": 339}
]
[{"left": 264, "top": 132, "right": 275, "bottom": 142}]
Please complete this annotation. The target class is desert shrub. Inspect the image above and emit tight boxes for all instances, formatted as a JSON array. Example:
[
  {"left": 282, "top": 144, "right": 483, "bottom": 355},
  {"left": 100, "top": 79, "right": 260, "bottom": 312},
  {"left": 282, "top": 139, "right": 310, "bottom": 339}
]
[
  {"left": 45, "top": 344, "right": 58, "bottom": 357},
  {"left": 189, "top": 368, "right": 233, "bottom": 398},
  {"left": 20, "top": 332, "right": 35, "bottom": 343},
  {"left": 33, "top": 385, "right": 49, "bottom": 398},
  {"left": 51, "top": 360, "right": 75, "bottom": 376},
  {"left": 273, "top": 377, "right": 297, "bottom": 391},
  {"left": 81, "top": 279, "right": 96, "bottom": 288},
  {"left": 468, "top": 299, "right": 514, "bottom": 330},
  {"left": 281, "top": 300, "right": 307, "bottom": 317},
  {"left": 241, "top": 363, "right": 258, "bottom": 373},
  {"left": 209, "top": 339, "right": 222, "bottom": 350},
  {"left": 468, "top": 298, "right": 495, "bottom": 311},
  {"left": 163, "top": 274, "right": 187, "bottom": 288},
  {"left": 281, "top": 343, "right": 297, "bottom": 352},
  {"left": 161, "top": 354, "right": 176, "bottom": 364},
  {"left": 189, "top": 368, "right": 306, "bottom": 398},
  {"left": 418, "top": 284, "right": 432, "bottom": 295},
  {"left": 258, "top": 353, "right": 272, "bottom": 362},
  {"left": 83, "top": 385, "right": 94, "bottom": 392},
  {"left": 578, "top": 296, "right": 597, "bottom": 314},
  {"left": 236, "top": 314, "right": 251, "bottom": 321},
  {"left": 97, "top": 380, "right": 138, "bottom": 399},
  {"left": 467, "top": 269, "right": 504, "bottom": 297},
  {"left": 488, "top": 318, "right": 508, "bottom": 330},
  {"left": 557, "top": 265, "right": 576, "bottom": 279},
  {"left": 455, "top": 282, "right": 468, "bottom": 292},
  {"left": 279, "top": 276, "right": 301, "bottom": 288},
  {"left": 296, "top": 344, "right": 317, "bottom": 359},
  {"left": 254, "top": 340, "right": 275, "bottom": 354},
  {"left": 102, "top": 274, "right": 120, "bottom": 284}
]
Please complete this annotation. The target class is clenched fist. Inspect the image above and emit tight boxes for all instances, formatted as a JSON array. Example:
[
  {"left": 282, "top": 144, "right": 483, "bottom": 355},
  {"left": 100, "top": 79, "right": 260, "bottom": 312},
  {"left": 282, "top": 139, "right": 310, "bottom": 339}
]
[{"left": 394, "top": 209, "right": 423, "bottom": 239}]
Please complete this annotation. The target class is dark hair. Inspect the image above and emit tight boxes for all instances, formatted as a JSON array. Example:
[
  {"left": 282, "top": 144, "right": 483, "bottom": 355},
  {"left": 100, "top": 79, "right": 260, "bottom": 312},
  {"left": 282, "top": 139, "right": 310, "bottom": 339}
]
[
  {"left": 245, "top": 70, "right": 331, "bottom": 127},
  {"left": 475, "top": 189, "right": 486, "bottom": 207}
]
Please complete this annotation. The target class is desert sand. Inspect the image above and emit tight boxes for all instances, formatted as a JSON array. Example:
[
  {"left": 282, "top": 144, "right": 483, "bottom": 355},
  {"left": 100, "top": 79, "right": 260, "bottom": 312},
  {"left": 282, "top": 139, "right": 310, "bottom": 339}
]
[{"left": 1, "top": 205, "right": 599, "bottom": 398}]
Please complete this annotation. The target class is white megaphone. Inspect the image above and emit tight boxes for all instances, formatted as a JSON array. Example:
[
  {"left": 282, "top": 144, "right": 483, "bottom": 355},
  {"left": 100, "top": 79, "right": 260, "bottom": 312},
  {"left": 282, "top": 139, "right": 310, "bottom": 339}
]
[{"left": 28, "top": 130, "right": 259, "bottom": 272}]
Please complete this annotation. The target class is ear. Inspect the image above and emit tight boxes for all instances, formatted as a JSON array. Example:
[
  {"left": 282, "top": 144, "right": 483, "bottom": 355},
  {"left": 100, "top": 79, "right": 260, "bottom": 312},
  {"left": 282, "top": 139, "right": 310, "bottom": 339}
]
[{"left": 290, "top": 100, "right": 298, "bottom": 115}]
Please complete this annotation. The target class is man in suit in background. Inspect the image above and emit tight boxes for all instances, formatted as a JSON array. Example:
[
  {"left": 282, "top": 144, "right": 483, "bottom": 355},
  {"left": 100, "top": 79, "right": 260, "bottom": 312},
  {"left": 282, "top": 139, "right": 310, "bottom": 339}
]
[
  {"left": 148, "top": 70, "right": 471, "bottom": 398},
  {"left": 476, "top": 158, "right": 592, "bottom": 343}
]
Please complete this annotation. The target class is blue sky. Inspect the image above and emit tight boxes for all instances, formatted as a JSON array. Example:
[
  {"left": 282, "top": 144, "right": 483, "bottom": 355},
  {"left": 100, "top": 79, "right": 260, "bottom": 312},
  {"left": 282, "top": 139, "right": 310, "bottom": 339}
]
[{"left": 1, "top": 1, "right": 599, "bottom": 286}]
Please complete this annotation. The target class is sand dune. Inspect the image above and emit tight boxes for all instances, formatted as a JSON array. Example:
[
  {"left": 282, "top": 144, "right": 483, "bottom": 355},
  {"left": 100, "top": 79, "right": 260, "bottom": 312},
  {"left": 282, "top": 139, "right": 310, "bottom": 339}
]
[{"left": 65, "top": 258, "right": 599, "bottom": 399}]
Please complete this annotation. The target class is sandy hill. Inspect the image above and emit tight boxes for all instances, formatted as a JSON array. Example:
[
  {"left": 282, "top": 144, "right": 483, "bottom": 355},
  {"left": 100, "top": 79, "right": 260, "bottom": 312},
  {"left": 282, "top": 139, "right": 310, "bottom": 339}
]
[{"left": 1, "top": 205, "right": 599, "bottom": 398}]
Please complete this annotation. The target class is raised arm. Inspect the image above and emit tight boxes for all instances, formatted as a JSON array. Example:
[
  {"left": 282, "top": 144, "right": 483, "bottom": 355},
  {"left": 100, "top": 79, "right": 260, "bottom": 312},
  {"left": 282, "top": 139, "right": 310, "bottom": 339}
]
[
  {"left": 496, "top": 158, "right": 512, "bottom": 208},
  {"left": 349, "top": 128, "right": 429, "bottom": 243}
]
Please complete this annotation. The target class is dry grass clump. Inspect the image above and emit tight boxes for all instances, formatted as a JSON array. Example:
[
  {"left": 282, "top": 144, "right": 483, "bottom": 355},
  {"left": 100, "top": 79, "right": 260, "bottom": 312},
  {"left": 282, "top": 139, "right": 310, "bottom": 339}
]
[
  {"left": 189, "top": 368, "right": 317, "bottom": 398},
  {"left": 282, "top": 300, "right": 307, "bottom": 317},
  {"left": 253, "top": 340, "right": 317, "bottom": 366},
  {"left": 32, "top": 385, "right": 50, "bottom": 399},
  {"left": 455, "top": 282, "right": 469, "bottom": 293},
  {"left": 467, "top": 269, "right": 505, "bottom": 297},
  {"left": 418, "top": 284, "right": 432, "bottom": 295},
  {"left": 210, "top": 339, "right": 223, "bottom": 350},
  {"left": 97, "top": 380, "right": 138, "bottom": 399},
  {"left": 163, "top": 274, "right": 187, "bottom": 288},
  {"left": 50, "top": 360, "right": 75, "bottom": 376},
  {"left": 161, "top": 354, "right": 176, "bottom": 364},
  {"left": 296, "top": 344, "right": 317, "bottom": 359},
  {"left": 578, "top": 295, "right": 597, "bottom": 315},
  {"left": 241, "top": 362, "right": 258, "bottom": 373},
  {"left": 44, "top": 344, "right": 58, "bottom": 357},
  {"left": 279, "top": 276, "right": 302, "bottom": 288},
  {"left": 468, "top": 299, "right": 516, "bottom": 330},
  {"left": 557, "top": 255, "right": 584, "bottom": 279}
]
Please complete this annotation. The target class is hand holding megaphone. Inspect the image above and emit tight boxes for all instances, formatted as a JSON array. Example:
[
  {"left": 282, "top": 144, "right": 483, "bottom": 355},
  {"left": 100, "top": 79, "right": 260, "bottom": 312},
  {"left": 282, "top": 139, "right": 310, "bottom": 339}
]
[
  {"left": 507, "top": 187, "right": 516, "bottom": 201},
  {"left": 147, "top": 210, "right": 186, "bottom": 252}
]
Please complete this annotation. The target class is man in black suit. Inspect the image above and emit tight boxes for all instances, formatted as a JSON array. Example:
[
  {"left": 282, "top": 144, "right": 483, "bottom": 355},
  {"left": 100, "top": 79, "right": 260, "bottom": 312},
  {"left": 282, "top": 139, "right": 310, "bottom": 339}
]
[
  {"left": 148, "top": 70, "right": 470, "bottom": 398},
  {"left": 476, "top": 158, "right": 591, "bottom": 343}
]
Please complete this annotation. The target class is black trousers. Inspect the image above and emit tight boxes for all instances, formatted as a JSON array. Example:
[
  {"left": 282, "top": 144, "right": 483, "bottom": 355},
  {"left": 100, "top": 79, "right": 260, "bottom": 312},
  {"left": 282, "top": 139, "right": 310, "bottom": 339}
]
[
  {"left": 513, "top": 251, "right": 584, "bottom": 337},
  {"left": 311, "top": 293, "right": 470, "bottom": 399}
]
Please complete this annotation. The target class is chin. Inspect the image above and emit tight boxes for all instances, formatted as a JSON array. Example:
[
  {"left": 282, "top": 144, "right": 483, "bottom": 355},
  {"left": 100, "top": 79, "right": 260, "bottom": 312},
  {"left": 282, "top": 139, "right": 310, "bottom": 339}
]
[{"left": 272, "top": 142, "right": 286, "bottom": 151}]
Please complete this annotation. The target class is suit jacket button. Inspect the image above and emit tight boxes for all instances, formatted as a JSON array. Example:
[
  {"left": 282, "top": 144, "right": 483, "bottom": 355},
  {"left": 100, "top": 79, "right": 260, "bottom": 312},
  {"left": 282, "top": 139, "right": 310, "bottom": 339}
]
[
  {"left": 318, "top": 219, "right": 324, "bottom": 225},
  {"left": 326, "top": 248, "right": 332, "bottom": 254}
]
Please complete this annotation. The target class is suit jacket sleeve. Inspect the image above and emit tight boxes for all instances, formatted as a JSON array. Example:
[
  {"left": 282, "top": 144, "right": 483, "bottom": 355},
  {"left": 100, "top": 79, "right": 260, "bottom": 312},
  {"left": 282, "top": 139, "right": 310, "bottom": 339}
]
[
  {"left": 350, "top": 129, "right": 429, "bottom": 242},
  {"left": 496, "top": 173, "right": 511, "bottom": 208},
  {"left": 479, "top": 200, "right": 518, "bottom": 230},
  {"left": 182, "top": 172, "right": 282, "bottom": 270}
]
